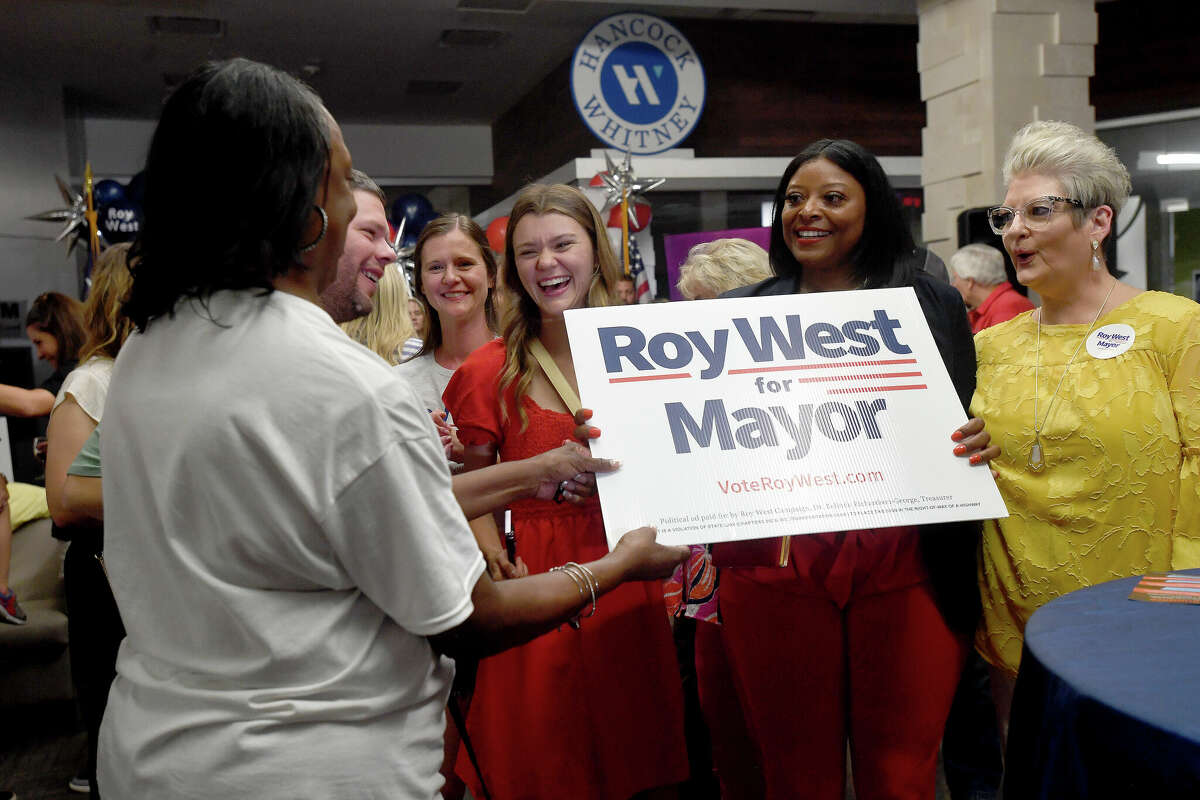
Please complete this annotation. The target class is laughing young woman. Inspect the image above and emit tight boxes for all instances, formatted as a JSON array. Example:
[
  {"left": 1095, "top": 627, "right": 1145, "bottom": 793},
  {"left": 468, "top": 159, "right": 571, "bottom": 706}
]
[{"left": 443, "top": 184, "right": 688, "bottom": 800}]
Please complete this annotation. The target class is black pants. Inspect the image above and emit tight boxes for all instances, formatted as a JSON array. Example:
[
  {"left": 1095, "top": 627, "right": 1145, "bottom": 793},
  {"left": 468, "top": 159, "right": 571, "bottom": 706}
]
[
  {"left": 63, "top": 529, "right": 125, "bottom": 800},
  {"left": 942, "top": 648, "right": 1003, "bottom": 800}
]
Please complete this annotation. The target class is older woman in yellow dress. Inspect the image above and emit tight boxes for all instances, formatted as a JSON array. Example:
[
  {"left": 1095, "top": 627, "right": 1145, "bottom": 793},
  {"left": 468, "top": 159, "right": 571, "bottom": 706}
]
[{"left": 972, "top": 120, "right": 1200, "bottom": 732}]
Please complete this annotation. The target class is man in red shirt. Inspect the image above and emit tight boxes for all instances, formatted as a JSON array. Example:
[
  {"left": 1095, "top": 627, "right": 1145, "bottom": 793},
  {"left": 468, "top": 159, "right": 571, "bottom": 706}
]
[{"left": 949, "top": 243, "right": 1034, "bottom": 333}]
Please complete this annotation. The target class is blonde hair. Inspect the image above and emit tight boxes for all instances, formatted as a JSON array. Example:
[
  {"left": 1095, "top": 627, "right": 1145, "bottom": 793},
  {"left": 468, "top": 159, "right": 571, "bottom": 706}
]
[
  {"left": 676, "top": 238, "right": 771, "bottom": 299},
  {"left": 1002, "top": 121, "right": 1132, "bottom": 231},
  {"left": 499, "top": 183, "right": 620, "bottom": 430},
  {"left": 340, "top": 263, "right": 417, "bottom": 365},
  {"left": 78, "top": 243, "right": 137, "bottom": 363}
]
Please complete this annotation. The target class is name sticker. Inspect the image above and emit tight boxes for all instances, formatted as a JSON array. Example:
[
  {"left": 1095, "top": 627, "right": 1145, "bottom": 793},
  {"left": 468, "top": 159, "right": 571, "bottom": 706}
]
[{"left": 1086, "top": 323, "right": 1136, "bottom": 359}]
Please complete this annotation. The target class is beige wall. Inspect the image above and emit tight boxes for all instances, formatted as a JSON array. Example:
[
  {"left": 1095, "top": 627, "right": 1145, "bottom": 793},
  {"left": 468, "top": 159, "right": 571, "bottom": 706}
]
[{"left": 918, "top": 0, "right": 1097, "bottom": 261}]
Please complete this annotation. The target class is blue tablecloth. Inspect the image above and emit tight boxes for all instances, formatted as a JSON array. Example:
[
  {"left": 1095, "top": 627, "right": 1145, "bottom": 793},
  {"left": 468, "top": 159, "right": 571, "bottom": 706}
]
[{"left": 1004, "top": 569, "right": 1200, "bottom": 798}]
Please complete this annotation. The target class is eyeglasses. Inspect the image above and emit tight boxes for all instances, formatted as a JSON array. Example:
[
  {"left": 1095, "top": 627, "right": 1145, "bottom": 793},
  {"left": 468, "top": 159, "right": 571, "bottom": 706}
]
[{"left": 986, "top": 196, "right": 1084, "bottom": 235}]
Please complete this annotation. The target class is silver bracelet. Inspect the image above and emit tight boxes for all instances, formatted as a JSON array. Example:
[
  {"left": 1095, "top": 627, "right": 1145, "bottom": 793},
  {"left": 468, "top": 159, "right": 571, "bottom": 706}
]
[
  {"left": 562, "top": 561, "right": 597, "bottom": 620},
  {"left": 549, "top": 564, "right": 587, "bottom": 629}
]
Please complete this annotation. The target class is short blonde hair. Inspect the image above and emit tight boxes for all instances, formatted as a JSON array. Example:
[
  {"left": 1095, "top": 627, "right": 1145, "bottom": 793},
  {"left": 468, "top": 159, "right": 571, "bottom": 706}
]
[
  {"left": 948, "top": 243, "right": 1007, "bottom": 286},
  {"left": 1002, "top": 121, "right": 1132, "bottom": 220},
  {"left": 676, "top": 238, "right": 771, "bottom": 299}
]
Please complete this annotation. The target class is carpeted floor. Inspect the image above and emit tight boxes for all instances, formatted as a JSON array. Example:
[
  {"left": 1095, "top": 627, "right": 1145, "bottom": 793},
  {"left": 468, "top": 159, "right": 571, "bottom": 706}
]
[
  {"left": 0, "top": 701, "right": 87, "bottom": 800},
  {"left": 0, "top": 700, "right": 960, "bottom": 799}
]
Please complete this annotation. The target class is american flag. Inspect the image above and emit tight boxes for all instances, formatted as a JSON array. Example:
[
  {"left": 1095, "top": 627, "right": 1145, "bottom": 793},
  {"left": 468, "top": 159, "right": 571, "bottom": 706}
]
[{"left": 628, "top": 235, "right": 651, "bottom": 303}]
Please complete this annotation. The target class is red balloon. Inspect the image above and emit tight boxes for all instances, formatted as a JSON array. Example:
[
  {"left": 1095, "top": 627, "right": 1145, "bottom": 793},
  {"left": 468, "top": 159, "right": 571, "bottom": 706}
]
[
  {"left": 486, "top": 216, "right": 509, "bottom": 253},
  {"left": 606, "top": 202, "right": 652, "bottom": 232}
]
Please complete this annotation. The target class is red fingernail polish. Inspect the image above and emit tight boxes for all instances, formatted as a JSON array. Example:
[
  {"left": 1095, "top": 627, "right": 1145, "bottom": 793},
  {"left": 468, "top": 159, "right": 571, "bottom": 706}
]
[
  {"left": 590, "top": 428, "right": 601, "bottom": 438},
  {"left": 953, "top": 444, "right": 967, "bottom": 456},
  {"left": 951, "top": 430, "right": 964, "bottom": 442},
  {"left": 969, "top": 454, "right": 982, "bottom": 465}
]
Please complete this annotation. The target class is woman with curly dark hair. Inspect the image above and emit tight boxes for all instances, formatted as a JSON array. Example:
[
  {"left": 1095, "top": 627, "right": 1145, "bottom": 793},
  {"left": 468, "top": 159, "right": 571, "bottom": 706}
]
[{"left": 96, "top": 58, "right": 684, "bottom": 800}]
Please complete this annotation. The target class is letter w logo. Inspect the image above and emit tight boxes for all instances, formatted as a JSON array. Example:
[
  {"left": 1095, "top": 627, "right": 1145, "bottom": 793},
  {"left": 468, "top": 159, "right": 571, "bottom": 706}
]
[{"left": 611, "top": 65, "right": 661, "bottom": 105}]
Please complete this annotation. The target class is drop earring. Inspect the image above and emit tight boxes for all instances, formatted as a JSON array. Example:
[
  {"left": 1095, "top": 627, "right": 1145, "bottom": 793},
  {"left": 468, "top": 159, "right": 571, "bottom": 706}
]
[{"left": 1091, "top": 240, "right": 1101, "bottom": 271}]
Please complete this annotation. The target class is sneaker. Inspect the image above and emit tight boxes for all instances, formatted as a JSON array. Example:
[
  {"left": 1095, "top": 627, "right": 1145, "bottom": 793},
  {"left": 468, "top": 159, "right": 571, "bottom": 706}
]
[
  {"left": 67, "top": 774, "right": 90, "bottom": 793},
  {"left": 0, "top": 588, "right": 26, "bottom": 625}
]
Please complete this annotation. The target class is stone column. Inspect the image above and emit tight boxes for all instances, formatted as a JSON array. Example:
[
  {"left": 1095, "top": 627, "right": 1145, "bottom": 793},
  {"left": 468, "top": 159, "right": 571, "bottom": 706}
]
[{"left": 918, "top": 0, "right": 1097, "bottom": 262}]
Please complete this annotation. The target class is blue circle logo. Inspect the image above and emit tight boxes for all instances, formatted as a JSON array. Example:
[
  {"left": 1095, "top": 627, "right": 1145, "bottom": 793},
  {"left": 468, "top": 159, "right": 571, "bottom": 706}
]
[
  {"left": 570, "top": 13, "right": 706, "bottom": 155},
  {"left": 599, "top": 42, "right": 678, "bottom": 126}
]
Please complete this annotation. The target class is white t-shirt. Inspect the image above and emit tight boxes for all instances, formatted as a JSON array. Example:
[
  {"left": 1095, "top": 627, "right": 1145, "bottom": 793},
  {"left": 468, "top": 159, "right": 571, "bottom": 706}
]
[
  {"left": 97, "top": 289, "right": 485, "bottom": 800},
  {"left": 393, "top": 351, "right": 456, "bottom": 418},
  {"left": 53, "top": 356, "right": 113, "bottom": 422}
]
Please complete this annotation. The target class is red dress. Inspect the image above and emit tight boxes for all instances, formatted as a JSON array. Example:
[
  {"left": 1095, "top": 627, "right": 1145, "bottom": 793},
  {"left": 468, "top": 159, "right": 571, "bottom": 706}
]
[{"left": 443, "top": 340, "right": 688, "bottom": 800}]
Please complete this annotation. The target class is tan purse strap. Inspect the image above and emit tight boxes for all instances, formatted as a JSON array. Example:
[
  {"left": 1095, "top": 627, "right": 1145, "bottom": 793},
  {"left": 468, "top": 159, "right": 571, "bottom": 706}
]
[{"left": 528, "top": 339, "right": 581, "bottom": 414}]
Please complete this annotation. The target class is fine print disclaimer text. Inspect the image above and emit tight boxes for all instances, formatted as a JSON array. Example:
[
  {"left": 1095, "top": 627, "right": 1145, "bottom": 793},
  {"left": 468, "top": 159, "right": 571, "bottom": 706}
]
[{"left": 657, "top": 495, "right": 981, "bottom": 536}]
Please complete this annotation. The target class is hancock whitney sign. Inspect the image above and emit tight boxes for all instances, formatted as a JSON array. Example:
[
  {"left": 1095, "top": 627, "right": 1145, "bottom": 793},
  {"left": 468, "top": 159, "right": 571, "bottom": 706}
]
[{"left": 570, "top": 13, "right": 706, "bottom": 155}]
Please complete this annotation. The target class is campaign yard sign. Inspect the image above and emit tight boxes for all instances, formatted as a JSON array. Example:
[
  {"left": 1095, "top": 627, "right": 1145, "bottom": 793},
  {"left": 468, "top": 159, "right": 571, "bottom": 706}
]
[{"left": 564, "top": 288, "right": 1008, "bottom": 549}]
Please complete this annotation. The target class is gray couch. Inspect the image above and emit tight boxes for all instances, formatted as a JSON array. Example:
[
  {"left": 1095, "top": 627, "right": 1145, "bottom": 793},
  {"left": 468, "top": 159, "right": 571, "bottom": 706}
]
[{"left": 0, "top": 517, "right": 73, "bottom": 705}]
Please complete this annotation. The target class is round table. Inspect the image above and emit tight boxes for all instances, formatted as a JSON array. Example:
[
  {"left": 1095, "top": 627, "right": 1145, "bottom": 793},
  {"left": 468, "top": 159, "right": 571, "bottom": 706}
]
[{"left": 1004, "top": 569, "right": 1200, "bottom": 798}]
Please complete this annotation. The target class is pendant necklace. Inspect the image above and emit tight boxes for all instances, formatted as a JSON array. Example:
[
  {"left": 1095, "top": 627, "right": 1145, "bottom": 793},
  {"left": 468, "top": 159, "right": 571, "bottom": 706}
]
[{"left": 1028, "top": 278, "right": 1117, "bottom": 471}]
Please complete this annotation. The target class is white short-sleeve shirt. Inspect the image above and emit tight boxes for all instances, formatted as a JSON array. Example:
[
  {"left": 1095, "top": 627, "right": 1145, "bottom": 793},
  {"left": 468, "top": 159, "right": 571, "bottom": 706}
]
[
  {"left": 97, "top": 290, "right": 485, "bottom": 800},
  {"left": 54, "top": 356, "right": 113, "bottom": 422}
]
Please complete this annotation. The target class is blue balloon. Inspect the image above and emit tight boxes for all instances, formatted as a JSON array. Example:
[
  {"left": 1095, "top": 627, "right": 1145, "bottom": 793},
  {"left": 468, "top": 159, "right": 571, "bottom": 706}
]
[
  {"left": 98, "top": 199, "right": 141, "bottom": 244},
  {"left": 391, "top": 193, "right": 435, "bottom": 248},
  {"left": 93, "top": 179, "right": 126, "bottom": 206}
]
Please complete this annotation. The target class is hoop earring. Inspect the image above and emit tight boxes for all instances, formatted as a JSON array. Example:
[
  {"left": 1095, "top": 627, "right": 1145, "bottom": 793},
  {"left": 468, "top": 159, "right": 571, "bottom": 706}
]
[{"left": 298, "top": 205, "right": 328, "bottom": 254}]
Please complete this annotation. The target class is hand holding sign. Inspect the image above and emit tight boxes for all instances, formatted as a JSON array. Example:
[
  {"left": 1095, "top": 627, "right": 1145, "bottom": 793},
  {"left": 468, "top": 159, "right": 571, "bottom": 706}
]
[
  {"left": 951, "top": 417, "right": 1001, "bottom": 474},
  {"left": 611, "top": 527, "right": 691, "bottom": 582},
  {"left": 529, "top": 440, "right": 614, "bottom": 504}
]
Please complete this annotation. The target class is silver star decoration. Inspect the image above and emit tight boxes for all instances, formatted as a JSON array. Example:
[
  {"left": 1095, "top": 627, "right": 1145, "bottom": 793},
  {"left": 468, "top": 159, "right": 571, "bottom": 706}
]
[
  {"left": 390, "top": 217, "right": 417, "bottom": 294},
  {"left": 27, "top": 175, "right": 100, "bottom": 255},
  {"left": 597, "top": 151, "right": 665, "bottom": 227},
  {"left": 390, "top": 216, "right": 411, "bottom": 259}
]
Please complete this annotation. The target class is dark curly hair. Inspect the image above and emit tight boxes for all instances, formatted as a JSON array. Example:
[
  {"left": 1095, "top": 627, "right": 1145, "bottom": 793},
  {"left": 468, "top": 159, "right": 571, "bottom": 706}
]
[
  {"left": 769, "top": 139, "right": 919, "bottom": 289},
  {"left": 124, "top": 58, "right": 331, "bottom": 330}
]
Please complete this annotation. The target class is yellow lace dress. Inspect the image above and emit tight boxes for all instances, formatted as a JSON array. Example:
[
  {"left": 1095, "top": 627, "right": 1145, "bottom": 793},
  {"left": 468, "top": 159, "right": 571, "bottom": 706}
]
[{"left": 971, "top": 291, "right": 1200, "bottom": 675}]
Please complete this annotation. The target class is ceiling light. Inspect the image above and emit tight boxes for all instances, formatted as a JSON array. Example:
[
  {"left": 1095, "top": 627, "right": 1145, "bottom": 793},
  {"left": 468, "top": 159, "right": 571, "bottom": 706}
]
[
  {"left": 1162, "top": 198, "right": 1190, "bottom": 213},
  {"left": 1156, "top": 153, "right": 1200, "bottom": 166}
]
